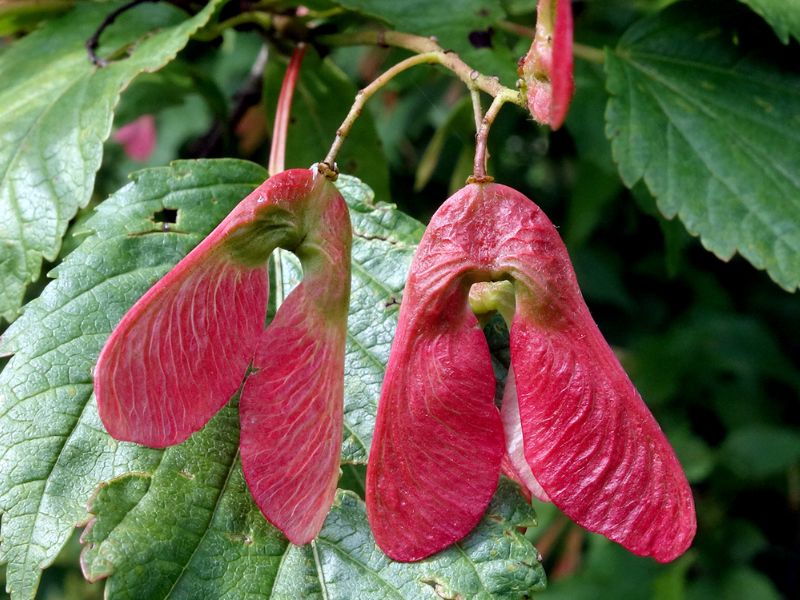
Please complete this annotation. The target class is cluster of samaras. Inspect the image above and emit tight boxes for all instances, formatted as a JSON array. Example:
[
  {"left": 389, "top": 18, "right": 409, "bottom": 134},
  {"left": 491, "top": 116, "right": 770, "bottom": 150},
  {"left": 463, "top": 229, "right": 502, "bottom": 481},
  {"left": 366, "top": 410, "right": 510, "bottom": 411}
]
[
  {"left": 94, "top": 0, "right": 695, "bottom": 564},
  {"left": 95, "top": 167, "right": 695, "bottom": 563}
]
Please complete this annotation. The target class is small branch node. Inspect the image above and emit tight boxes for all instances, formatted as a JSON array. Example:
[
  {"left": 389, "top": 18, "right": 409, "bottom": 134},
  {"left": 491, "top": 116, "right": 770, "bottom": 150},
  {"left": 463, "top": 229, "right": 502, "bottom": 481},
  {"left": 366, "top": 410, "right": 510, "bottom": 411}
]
[
  {"left": 466, "top": 175, "right": 495, "bottom": 184},
  {"left": 317, "top": 162, "right": 339, "bottom": 181}
]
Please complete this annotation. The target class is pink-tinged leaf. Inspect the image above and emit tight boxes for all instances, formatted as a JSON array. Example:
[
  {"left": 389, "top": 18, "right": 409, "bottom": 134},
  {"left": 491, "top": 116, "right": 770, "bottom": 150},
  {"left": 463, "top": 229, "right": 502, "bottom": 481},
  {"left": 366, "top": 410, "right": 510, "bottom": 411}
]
[
  {"left": 368, "top": 182, "right": 695, "bottom": 562},
  {"left": 95, "top": 169, "right": 328, "bottom": 448},
  {"left": 240, "top": 176, "right": 351, "bottom": 545},
  {"left": 113, "top": 115, "right": 157, "bottom": 162},
  {"left": 521, "top": 0, "right": 575, "bottom": 129}
]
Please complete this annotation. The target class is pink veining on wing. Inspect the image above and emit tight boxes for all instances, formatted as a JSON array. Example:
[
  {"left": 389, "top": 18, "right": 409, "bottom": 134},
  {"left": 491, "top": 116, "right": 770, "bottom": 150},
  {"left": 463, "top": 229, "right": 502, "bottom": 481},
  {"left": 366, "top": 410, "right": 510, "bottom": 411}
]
[
  {"left": 366, "top": 182, "right": 695, "bottom": 563},
  {"left": 240, "top": 177, "right": 351, "bottom": 545},
  {"left": 95, "top": 167, "right": 351, "bottom": 543},
  {"left": 113, "top": 114, "right": 157, "bottom": 161},
  {"left": 366, "top": 286, "right": 503, "bottom": 561},
  {"left": 240, "top": 293, "right": 345, "bottom": 544},
  {"left": 521, "top": 0, "right": 575, "bottom": 129},
  {"left": 94, "top": 192, "right": 270, "bottom": 447}
]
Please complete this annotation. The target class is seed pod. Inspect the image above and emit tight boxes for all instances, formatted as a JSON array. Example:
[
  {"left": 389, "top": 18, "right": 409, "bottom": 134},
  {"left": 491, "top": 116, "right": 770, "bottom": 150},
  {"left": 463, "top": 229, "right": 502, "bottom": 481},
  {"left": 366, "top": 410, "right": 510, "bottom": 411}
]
[
  {"left": 95, "top": 168, "right": 351, "bottom": 544},
  {"left": 366, "top": 181, "right": 695, "bottom": 563},
  {"left": 520, "top": 0, "right": 575, "bottom": 129}
]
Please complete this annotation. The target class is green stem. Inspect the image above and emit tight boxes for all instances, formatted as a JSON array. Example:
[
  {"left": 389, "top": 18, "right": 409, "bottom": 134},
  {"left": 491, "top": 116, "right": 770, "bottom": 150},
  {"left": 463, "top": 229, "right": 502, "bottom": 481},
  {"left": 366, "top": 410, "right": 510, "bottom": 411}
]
[
  {"left": 193, "top": 11, "right": 273, "bottom": 41},
  {"left": 573, "top": 43, "right": 605, "bottom": 65},
  {"left": 322, "top": 51, "right": 445, "bottom": 169},
  {"left": 496, "top": 19, "right": 534, "bottom": 38},
  {"left": 470, "top": 89, "right": 483, "bottom": 134}
]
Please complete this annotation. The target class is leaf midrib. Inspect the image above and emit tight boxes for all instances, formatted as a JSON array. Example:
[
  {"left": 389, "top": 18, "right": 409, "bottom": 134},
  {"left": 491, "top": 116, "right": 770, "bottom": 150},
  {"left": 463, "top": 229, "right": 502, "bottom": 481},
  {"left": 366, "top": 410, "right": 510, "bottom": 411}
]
[
  {"left": 314, "top": 538, "right": 406, "bottom": 600},
  {"left": 161, "top": 449, "right": 242, "bottom": 599}
]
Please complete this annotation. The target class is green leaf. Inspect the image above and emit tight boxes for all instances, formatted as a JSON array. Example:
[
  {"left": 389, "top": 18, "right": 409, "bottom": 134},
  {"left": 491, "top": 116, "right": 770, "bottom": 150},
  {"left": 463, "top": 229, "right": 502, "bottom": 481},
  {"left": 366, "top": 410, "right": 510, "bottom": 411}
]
[
  {"left": 330, "top": 0, "right": 517, "bottom": 83},
  {"left": 83, "top": 461, "right": 545, "bottom": 600},
  {"left": 0, "top": 0, "right": 74, "bottom": 35},
  {"left": 81, "top": 399, "right": 294, "bottom": 599},
  {"left": 0, "top": 0, "right": 222, "bottom": 324},
  {"left": 737, "top": 0, "right": 800, "bottom": 43},
  {"left": 604, "top": 2, "right": 800, "bottom": 292},
  {"left": 721, "top": 426, "right": 800, "bottom": 479},
  {"left": 275, "top": 175, "right": 424, "bottom": 462},
  {"left": 0, "top": 159, "right": 265, "bottom": 599},
  {"left": 341, "top": 176, "right": 427, "bottom": 461},
  {"left": 311, "top": 480, "right": 544, "bottom": 600},
  {"left": 3, "top": 162, "right": 542, "bottom": 597},
  {"left": 264, "top": 48, "right": 391, "bottom": 203}
]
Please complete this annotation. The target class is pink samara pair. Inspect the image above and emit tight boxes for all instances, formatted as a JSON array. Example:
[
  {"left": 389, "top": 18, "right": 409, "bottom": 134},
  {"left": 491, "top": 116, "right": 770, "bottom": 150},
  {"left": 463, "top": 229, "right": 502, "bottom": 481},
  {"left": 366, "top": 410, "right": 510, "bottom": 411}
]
[{"left": 95, "top": 167, "right": 695, "bottom": 564}]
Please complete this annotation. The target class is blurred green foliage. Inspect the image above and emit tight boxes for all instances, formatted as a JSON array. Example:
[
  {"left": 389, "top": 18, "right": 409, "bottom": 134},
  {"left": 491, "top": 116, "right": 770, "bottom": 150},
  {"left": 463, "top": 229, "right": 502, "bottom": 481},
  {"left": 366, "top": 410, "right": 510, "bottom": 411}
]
[{"left": 1, "top": 0, "right": 798, "bottom": 598}]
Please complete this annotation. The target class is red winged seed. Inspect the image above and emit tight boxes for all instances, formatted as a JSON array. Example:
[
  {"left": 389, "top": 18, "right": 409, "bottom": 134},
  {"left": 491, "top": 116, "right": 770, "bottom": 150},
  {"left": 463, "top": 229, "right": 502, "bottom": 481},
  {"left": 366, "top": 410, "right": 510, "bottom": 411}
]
[
  {"left": 366, "top": 182, "right": 695, "bottom": 562},
  {"left": 240, "top": 299, "right": 345, "bottom": 544},
  {"left": 95, "top": 168, "right": 351, "bottom": 543},
  {"left": 366, "top": 292, "right": 503, "bottom": 562},
  {"left": 240, "top": 177, "right": 351, "bottom": 545},
  {"left": 521, "top": 0, "right": 575, "bottom": 129}
]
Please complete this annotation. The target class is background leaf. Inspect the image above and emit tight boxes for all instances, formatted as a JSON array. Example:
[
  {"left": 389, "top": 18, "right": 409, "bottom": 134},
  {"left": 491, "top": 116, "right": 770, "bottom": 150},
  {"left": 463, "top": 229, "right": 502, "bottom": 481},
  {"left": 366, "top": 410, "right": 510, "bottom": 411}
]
[
  {"left": 0, "top": 159, "right": 263, "bottom": 599},
  {"left": 737, "top": 0, "right": 800, "bottom": 43},
  {"left": 330, "top": 0, "right": 517, "bottom": 82},
  {"left": 83, "top": 463, "right": 545, "bottom": 600},
  {"left": 604, "top": 1, "right": 800, "bottom": 291},
  {"left": 720, "top": 426, "right": 800, "bottom": 479},
  {"left": 81, "top": 399, "right": 293, "bottom": 599},
  {"left": 0, "top": 0, "right": 73, "bottom": 36},
  {"left": 0, "top": 0, "right": 221, "bottom": 324}
]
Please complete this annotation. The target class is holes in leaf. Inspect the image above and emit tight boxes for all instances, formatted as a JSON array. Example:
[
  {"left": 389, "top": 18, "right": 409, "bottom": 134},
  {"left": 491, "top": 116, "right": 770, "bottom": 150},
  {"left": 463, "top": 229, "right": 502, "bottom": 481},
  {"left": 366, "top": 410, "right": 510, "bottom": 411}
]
[
  {"left": 152, "top": 208, "right": 178, "bottom": 225},
  {"left": 140, "top": 208, "right": 180, "bottom": 233}
]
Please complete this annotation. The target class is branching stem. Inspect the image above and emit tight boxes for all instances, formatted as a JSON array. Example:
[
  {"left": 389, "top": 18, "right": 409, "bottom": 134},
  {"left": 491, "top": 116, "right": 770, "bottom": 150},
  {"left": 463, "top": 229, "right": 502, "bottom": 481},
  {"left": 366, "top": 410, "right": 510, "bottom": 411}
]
[
  {"left": 318, "top": 29, "right": 526, "bottom": 171},
  {"left": 322, "top": 51, "right": 445, "bottom": 169},
  {"left": 471, "top": 91, "right": 513, "bottom": 181},
  {"left": 317, "top": 30, "right": 526, "bottom": 107},
  {"left": 85, "top": 0, "right": 158, "bottom": 66}
]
